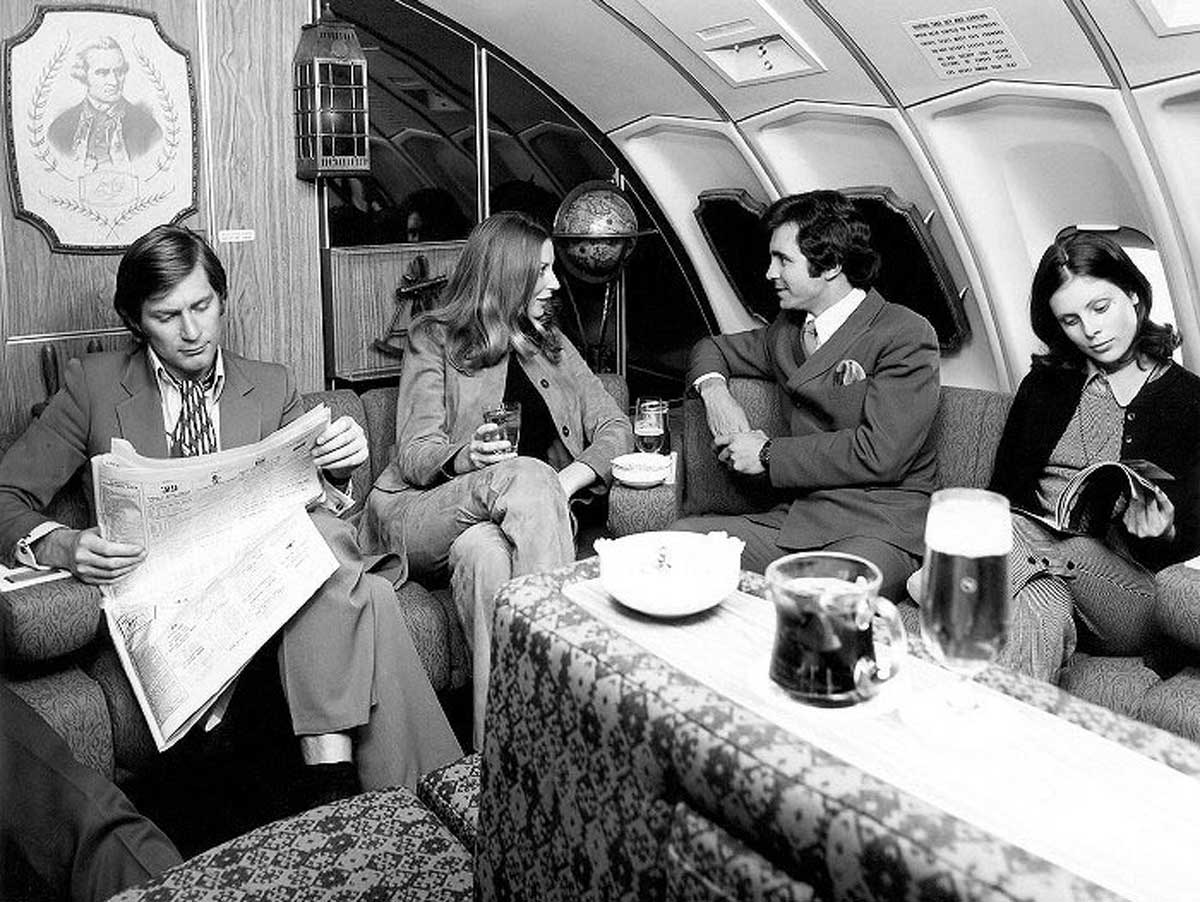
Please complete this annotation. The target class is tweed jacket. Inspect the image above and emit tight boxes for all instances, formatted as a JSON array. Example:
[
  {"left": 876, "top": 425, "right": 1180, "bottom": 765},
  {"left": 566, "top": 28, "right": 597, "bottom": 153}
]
[
  {"left": 989, "top": 361, "right": 1200, "bottom": 571},
  {"left": 687, "top": 290, "right": 941, "bottom": 556},
  {"left": 361, "top": 326, "right": 632, "bottom": 553},
  {"left": 0, "top": 347, "right": 299, "bottom": 562}
]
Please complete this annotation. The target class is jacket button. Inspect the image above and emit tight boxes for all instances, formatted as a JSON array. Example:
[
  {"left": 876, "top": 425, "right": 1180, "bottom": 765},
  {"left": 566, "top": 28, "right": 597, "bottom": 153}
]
[
  {"left": 1127, "top": 412, "right": 1136, "bottom": 421},
  {"left": 1123, "top": 435, "right": 1133, "bottom": 444},
  {"left": 562, "top": 425, "right": 570, "bottom": 437},
  {"left": 540, "top": 378, "right": 550, "bottom": 388}
]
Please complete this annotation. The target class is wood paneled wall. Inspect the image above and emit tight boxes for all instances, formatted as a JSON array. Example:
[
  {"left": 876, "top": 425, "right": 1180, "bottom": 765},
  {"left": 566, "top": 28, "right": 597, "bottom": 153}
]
[{"left": 0, "top": 0, "right": 321, "bottom": 434}]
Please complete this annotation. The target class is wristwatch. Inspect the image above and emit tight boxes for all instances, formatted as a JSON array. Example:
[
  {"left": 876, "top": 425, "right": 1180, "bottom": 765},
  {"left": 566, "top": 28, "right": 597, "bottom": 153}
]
[{"left": 758, "top": 438, "right": 772, "bottom": 472}]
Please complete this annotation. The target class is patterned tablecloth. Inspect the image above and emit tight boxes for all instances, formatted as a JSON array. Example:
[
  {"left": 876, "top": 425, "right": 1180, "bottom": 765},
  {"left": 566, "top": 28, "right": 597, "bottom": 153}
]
[{"left": 476, "top": 559, "right": 1200, "bottom": 902}]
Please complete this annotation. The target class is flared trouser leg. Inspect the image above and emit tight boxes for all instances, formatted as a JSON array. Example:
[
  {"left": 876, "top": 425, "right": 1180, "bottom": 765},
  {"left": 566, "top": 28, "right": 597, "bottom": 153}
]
[
  {"left": 278, "top": 508, "right": 460, "bottom": 790},
  {"left": 402, "top": 458, "right": 574, "bottom": 748}
]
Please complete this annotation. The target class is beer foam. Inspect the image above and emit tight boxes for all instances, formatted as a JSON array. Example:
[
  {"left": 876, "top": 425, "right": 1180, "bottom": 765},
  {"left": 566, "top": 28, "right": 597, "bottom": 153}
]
[{"left": 924, "top": 497, "right": 1012, "bottom": 557}]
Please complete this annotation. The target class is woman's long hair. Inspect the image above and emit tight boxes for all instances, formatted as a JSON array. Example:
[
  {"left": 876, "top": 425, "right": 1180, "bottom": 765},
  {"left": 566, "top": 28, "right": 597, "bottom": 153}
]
[
  {"left": 1029, "top": 229, "right": 1179, "bottom": 369},
  {"left": 412, "top": 211, "right": 561, "bottom": 372}
]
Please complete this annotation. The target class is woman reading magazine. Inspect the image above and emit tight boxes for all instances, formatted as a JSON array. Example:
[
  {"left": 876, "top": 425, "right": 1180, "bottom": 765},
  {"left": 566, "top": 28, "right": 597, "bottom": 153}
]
[{"left": 988, "top": 230, "right": 1200, "bottom": 681}]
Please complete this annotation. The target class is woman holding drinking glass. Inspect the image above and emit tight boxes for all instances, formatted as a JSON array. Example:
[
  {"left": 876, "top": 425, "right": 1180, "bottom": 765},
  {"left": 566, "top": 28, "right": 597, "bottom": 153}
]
[
  {"left": 989, "top": 229, "right": 1200, "bottom": 682},
  {"left": 360, "top": 211, "right": 632, "bottom": 747}
]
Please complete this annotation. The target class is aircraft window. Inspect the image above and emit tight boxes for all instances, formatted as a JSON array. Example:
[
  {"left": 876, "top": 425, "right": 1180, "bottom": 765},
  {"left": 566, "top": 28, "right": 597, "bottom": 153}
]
[
  {"left": 694, "top": 186, "right": 971, "bottom": 352},
  {"left": 327, "top": 0, "right": 477, "bottom": 247}
]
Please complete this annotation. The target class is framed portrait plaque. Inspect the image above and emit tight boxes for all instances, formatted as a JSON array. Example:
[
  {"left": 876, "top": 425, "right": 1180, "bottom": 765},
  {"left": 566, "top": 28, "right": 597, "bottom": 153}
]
[{"left": 3, "top": 5, "right": 198, "bottom": 253}]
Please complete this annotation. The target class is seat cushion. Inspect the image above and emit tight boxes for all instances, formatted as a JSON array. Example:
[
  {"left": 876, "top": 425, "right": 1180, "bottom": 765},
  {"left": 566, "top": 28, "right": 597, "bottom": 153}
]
[
  {"left": 7, "top": 668, "right": 114, "bottom": 778},
  {"left": 1139, "top": 668, "right": 1200, "bottom": 744},
  {"left": 108, "top": 787, "right": 473, "bottom": 902},
  {"left": 398, "top": 581, "right": 469, "bottom": 690},
  {"left": 1058, "top": 653, "right": 1161, "bottom": 719},
  {"left": 417, "top": 752, "right": 480, "bottom": 849}
]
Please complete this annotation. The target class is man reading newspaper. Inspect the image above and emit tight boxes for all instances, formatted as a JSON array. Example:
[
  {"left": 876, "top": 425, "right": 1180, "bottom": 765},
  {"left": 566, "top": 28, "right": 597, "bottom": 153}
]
[{"left": 0, "top": 226, "right": 460, "bottom": 836}]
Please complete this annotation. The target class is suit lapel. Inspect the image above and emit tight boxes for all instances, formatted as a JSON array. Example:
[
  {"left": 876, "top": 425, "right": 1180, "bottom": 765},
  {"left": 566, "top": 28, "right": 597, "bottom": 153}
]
[
  {"left": 218, "top": 352, "right": 262, "bottom": 449},
  {"left": 115, "top": 349, "right": 169, "bottom": 458},
  {"left": 785, "top": 291, "right": 884, "bottom": 391}
]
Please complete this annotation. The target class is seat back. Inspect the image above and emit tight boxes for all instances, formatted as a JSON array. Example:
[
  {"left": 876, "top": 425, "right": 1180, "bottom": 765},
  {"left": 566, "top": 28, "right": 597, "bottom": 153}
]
[{"left": 678, "top": 379, "right": 1014, "bottom": 516}]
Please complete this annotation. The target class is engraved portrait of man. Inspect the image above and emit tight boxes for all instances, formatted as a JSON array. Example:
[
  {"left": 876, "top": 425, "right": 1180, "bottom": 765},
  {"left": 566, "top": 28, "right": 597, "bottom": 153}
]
[{"left": 47, "top": 36, "right": 163, "bottom": 172}]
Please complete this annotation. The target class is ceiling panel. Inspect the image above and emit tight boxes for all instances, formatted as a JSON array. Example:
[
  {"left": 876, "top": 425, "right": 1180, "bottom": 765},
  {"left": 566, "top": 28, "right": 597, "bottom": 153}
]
[
  {"left": 424, "top": 0, "right": 720, "bottom": 131},
  {"left": 606, "top": 0, "right": 889, "bottom": 118},
  {"left": 819, "top": 0, "right": 1112, "bottom": 107},
  {"left": 1080, "top": 0, "right": 1200, "bottom": 86}
]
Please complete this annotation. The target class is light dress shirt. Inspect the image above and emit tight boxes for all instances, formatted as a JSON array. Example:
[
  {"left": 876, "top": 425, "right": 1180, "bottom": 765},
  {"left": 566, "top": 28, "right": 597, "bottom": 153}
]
[{"left": 692, "top": 288, "right": 867, "bottom": 393}]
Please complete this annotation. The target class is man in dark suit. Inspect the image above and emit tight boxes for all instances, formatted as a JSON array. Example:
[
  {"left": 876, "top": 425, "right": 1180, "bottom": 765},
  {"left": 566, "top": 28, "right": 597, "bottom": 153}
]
[
  {"left": 674, "top": 190, "right": 941, "bottom": 600},
  {"left": 0, "top": 225, "right": 459, "bottom": 836}
]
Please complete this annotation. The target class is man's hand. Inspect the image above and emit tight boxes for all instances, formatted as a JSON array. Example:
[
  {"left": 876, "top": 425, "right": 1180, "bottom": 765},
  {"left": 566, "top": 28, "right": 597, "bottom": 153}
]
[
  {"left": 467, "top": 422, "right": 516, "bottom": 470},
  {"left": 312, "top": 415, "right": 368, "bottom": 481},
  {"left": 714, "top": 429, "right": 769, "bottom": 476},
  {"left": 698, "top": 379, "right": 751, "bottom": 437},
  {"left": 1123, "top": 484, "right": 1176, "bottom": 541},
  {"left": 34, "top": 526, "right": 146, "bottom": 585}
]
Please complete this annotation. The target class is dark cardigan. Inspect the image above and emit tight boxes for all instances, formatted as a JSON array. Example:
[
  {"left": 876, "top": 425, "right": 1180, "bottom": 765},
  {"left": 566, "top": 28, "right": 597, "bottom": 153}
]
[{"left": 988, "top": 361, "right": 1200, "bottom": 571}]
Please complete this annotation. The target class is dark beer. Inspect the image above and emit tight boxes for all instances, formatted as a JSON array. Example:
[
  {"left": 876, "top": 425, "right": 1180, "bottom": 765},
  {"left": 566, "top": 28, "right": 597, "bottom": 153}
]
[{"left": 769, "top": 577, "right": 876, "bottom": 706}]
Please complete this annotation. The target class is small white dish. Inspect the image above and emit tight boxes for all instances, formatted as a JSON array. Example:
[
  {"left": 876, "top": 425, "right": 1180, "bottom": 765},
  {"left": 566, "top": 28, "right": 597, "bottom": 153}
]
[
  {"left": 613, "top": 470, "right": 667, "bottom": 488},
  {"left": 593, "top": 530, "right": 745, "bottom": 618},
  {"left": 611, "top": 452, "right": 673, "bottom": 489}
]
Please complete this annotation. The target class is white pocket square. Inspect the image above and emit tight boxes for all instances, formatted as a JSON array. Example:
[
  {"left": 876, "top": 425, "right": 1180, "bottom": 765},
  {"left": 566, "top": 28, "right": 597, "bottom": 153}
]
[{"left": 834, "top": 359, "right": 867, "bottom": 386}]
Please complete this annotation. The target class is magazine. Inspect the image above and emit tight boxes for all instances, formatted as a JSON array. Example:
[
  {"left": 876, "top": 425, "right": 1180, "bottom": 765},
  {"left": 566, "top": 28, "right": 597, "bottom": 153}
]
[{"left": 1030, "top": 459, "right": 1174, "bottom": 537}]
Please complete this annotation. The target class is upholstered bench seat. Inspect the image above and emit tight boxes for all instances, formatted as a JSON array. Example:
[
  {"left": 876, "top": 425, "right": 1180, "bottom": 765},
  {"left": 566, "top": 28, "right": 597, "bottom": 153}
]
[
  {"left": 109, "top": 787, "right": 473, "bottom": 902},
  {"left": 417, "top": 752, "right": 480, "bottom": 849}
]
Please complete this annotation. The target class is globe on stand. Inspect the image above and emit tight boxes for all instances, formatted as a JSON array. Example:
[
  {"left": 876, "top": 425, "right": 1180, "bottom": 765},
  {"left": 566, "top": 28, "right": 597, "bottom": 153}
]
[{"left": 552, "top": 181, "right": 655, "bottom": 368}]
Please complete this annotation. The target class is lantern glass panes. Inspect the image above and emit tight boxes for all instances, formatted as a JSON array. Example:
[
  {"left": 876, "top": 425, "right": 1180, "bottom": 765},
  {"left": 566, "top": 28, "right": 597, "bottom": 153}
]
[{"left": 293, "top": 13, "right": 369, "bottom": 180}]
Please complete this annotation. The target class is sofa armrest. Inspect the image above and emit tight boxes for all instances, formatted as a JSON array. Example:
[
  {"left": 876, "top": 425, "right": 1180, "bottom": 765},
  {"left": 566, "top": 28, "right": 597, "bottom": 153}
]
[
  {"left": 1154, "top": 564, "right": 1200, "bottom": 649},
  {"left": 2, "top": 577, "right": 102, "bottom": 664},
  {"left": 608, "top": 481, "right": 681, "bottom": 537}
]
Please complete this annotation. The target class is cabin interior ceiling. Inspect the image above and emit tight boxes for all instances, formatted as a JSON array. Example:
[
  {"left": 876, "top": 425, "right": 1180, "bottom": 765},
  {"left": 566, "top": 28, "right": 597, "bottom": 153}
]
[{"left": 428, "top": 0, "right": 1200, "bottom": 391}]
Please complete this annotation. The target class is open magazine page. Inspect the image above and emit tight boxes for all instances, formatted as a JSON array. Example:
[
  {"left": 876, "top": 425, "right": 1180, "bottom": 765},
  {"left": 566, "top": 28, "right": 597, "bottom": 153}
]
[
  {"left": 1054, "top": 459, "right": 1173, "bottom": 536},
  {"left": 103, "top": 508, "right": 337, "bottom": 750},
  {"left": 92, "top": 405, "right": 331, "bottom": 608}
]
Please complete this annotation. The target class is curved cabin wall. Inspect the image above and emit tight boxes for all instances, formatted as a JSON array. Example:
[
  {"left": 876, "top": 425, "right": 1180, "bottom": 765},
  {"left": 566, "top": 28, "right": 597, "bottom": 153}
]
[{"left": 434, "top": 0, "right": 1200, "bottom": 393}]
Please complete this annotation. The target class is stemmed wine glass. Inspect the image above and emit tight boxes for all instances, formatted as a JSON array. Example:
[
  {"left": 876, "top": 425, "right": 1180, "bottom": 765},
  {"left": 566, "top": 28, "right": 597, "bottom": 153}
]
[
  {"left": 918, "top": 488, "right": 1012, "bottom": 706},
  {"left": 633, "top": 398, "right": 668, "bottom": 454}
]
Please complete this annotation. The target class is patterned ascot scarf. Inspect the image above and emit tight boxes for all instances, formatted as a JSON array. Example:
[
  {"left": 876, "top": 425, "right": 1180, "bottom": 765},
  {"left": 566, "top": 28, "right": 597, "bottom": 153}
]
[{"left": 170, "top": 372, "right": 218, "bottom": 457}]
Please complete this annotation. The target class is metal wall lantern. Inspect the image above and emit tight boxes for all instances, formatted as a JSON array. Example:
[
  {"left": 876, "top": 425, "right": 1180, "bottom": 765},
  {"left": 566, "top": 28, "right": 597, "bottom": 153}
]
[{"left": 293, "top": 5, "right": 369, "bottom": 180}]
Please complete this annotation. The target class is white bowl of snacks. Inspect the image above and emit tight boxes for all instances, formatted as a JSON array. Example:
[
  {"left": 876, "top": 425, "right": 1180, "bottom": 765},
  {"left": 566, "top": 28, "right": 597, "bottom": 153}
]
[
  {"left": 611, "top": 452, "right": 674, "bottom": 488},
  {"left": 593, "top": 530, "right": 744, "bottom": 617}
]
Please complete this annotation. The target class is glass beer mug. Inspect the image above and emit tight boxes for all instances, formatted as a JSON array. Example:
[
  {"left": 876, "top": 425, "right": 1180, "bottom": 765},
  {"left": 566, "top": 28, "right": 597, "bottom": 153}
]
[
  {"left": 766, "top": 552, "right": 907, "bottom": 706},
  {"left": 919, "top": 488, "right": 1012, "bottom": 682}
]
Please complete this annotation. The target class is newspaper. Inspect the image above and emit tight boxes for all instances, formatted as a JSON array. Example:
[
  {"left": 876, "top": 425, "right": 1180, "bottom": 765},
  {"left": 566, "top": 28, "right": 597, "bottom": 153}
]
[{"left": 92, "top": 405, "right": 339, "bottom": 751}]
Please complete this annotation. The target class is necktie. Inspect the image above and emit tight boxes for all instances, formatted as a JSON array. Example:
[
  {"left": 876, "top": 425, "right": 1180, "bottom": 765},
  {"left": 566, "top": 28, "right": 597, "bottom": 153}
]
[
  {"left": 801, "top": 317, "right": 820, "bottom": 358},
  {"left": 171, "top": 377, "right": 217, "bottom": 457}
]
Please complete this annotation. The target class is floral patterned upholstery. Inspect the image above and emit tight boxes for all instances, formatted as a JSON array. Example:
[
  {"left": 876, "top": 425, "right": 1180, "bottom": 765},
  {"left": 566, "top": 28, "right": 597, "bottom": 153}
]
[
  {"left": 478, "top": 562, "right": 1200, "bottom": 901},
  {"left": 417, "top": 752, "right": 480, "bottom": 848},
  {"left": 109, "top": 786, "right": 473, "bottom": 902},
  {"left": 0, "top": 388, "right": 469, "bottom": 780},
  {"left": 608, "top": 378, "right": 1200, "bottom": 744}
]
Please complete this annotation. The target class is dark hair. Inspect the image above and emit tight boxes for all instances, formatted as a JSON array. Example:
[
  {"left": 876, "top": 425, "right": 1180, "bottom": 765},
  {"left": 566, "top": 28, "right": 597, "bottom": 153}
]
[
  {"left": 114, "top": 225, "right": 227, "bottom": 338},
  {"left": 762, "top": 190, "right": 880, "bottom": 288},
  {"left": 412, "top": 211, "right": 561, "bottom": 371},
  {"left": 1029, "top": 229, "right": 1179, "bottom": 369}
]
